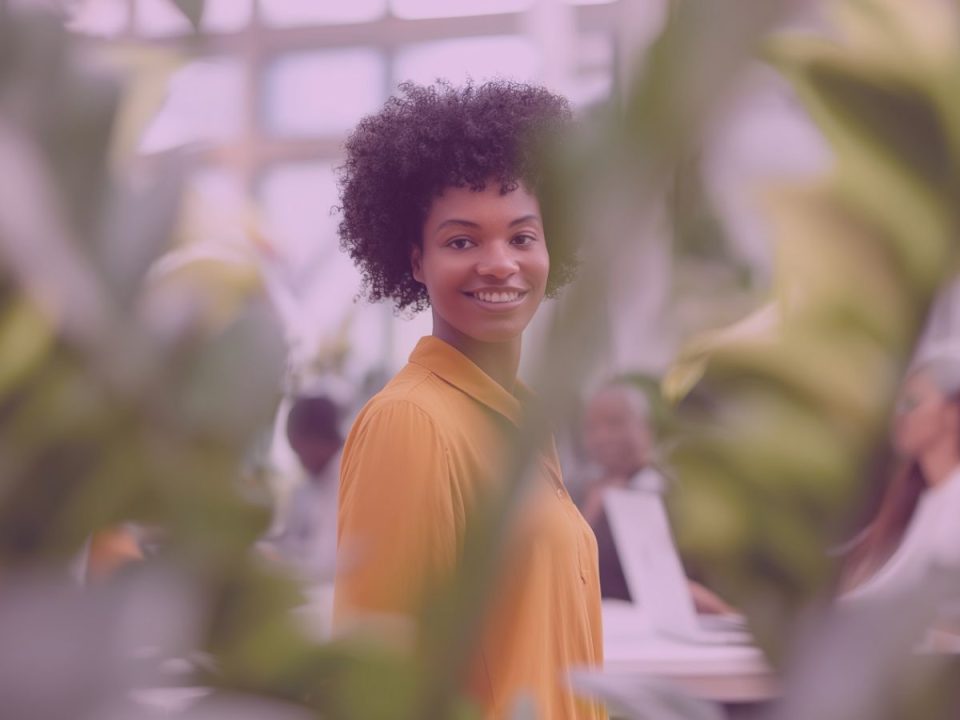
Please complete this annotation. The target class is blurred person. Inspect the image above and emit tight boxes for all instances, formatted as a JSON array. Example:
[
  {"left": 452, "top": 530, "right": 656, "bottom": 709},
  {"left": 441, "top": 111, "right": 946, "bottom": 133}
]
[
  {"left": 578, "top": 382, "right": 733, "bottom": 614},
  {"left": 333, "top": 81, "right": 604, "bottom": 719},
  {"left": 268, "top": 395, "right": 343, "bottom": 581},
  {"left": 577, "top": 382, "right": 660, "bottom": 601},
  {"left": 842, "top": 353, "right": 960, "bottom": 603}
]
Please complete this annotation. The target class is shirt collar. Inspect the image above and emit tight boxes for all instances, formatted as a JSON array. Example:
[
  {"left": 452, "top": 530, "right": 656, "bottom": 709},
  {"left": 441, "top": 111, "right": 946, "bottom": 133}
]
[{"left": 408, "top": 336, "right": 532, "bottom": 427}]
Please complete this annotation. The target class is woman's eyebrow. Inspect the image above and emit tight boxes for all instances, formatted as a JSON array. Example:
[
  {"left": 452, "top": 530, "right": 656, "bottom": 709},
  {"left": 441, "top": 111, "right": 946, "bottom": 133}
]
[
  {"left": 434, "top": 218, "right": 480, "bottom": 233},
  {"left": 434, "top": 214, "right": 541, "bottom": 233},
  {"left": 509, "top": 214, "right": 541, "bottom": 227}
]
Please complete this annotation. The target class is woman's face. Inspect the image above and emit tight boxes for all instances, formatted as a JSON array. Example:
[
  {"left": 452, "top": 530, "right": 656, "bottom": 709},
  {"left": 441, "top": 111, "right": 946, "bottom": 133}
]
[
  {"left": 411, "top": 182, "right": 549, "bottom": 347},
  {"left": 893, "top": 371, "right": 954, "bottom": 458}
]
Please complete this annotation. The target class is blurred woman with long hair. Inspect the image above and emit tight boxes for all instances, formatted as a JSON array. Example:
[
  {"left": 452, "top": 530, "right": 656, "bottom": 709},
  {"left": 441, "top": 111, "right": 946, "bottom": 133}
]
[{"left": 843, "top": 354, "right": 960, "bottom": 600}]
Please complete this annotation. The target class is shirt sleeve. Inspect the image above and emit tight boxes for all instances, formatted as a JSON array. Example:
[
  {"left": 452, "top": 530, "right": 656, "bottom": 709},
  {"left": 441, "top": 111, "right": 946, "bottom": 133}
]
[{"left": 333, "top": 399, "right": 463, "bottom": 624}]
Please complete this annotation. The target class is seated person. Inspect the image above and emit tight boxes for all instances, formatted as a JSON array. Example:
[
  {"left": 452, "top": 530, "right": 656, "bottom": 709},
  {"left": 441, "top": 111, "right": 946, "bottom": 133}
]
[
  {"left": 842, "top": 354, "right": 960, "bottom": 605},
  {"left": 578, "top": 381, "right": 732, "bottom": 614},
  {"left": 577, "top": 381, "right": 660, "bottom": 601},
  {"left": 267, "top": 395, "right": 343, "bottom": 582}
]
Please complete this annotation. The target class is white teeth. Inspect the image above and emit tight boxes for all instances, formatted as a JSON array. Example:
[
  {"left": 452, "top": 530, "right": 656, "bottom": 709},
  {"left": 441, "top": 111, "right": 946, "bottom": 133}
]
[{"left": 475, "top": 291, "right": 521, "bottom": 304}]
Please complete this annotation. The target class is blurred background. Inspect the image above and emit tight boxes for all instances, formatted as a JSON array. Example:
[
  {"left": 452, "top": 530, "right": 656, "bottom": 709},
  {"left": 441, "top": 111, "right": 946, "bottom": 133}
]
[
  {"left": 64, "top": 0, "right": 839, "bottom": 385},
  {"left": 7, "top": 1, "right": 960, "bottom": 718}
]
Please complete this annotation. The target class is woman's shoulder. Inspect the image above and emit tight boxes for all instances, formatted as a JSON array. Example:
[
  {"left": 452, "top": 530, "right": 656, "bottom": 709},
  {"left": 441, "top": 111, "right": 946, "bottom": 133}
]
[
  {"left": 353, "top": 363, "right": 450, "bottom": 432},
  {"left": 339, "top": 368, "right": 455, "bottom": 480}
]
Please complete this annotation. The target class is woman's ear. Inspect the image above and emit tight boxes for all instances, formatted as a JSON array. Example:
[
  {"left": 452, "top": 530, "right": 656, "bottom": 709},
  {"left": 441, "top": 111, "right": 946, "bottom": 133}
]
[{"left": 410, "top": 244, "right": 424, "bottom": 284}]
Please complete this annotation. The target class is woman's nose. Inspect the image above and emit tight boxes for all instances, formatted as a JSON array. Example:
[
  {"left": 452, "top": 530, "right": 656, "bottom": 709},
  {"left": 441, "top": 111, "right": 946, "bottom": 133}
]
[{"left": 476, "top": 242, "right": 519, "bottom": 278}]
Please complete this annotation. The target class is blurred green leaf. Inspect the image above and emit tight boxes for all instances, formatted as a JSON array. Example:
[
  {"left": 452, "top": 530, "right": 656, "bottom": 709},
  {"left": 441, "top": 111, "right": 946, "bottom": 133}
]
[
  {"left": 6, "top": 0, "right": 960, "bottom": 718},
  {"left": 667, "top": 0, "right": 960, "bottom": 682},
  {"left": 0, "top": 298, "right": 52, "bottom": 402}
]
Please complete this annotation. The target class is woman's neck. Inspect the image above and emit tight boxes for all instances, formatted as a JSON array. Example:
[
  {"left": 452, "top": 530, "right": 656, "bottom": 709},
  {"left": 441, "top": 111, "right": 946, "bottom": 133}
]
[
  {"left": 432, "top": 326, "right": 521, "bottom": 392},
  {"left": 919, "top": 438, "right": 960, "bottom": 488}
]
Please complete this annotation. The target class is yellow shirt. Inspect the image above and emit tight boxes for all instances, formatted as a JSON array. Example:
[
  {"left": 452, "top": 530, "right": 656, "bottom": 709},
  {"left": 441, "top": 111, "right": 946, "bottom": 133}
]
[{"left": 335, "top": 336, "right": 605, "bottom": 719}]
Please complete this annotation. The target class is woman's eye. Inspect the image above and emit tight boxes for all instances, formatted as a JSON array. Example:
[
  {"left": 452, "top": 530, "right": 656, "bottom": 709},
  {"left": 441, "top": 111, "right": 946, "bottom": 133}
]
[
  {"left": 448, "top": 237, "right": 474, "bottom": 250},
  {"left": 512, "top": 234, "right": 537, "bottom": 246}
]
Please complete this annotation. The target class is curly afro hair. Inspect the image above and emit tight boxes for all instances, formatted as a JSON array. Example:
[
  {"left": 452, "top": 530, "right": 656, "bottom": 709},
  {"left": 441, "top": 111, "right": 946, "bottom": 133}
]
[{"left": 337, "top": 80, "right": 577, "bottom": 313}]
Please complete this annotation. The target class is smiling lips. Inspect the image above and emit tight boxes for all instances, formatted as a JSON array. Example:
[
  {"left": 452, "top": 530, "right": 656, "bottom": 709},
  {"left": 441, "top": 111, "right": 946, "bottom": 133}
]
[{"left": 467, "top": 289, "right": 528, "bottom": 305}]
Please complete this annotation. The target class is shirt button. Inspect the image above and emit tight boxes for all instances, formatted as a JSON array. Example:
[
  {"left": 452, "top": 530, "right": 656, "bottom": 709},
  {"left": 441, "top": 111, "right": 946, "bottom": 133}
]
[{"left": 555, "top": 487, "right": 565, "bottom": 499}]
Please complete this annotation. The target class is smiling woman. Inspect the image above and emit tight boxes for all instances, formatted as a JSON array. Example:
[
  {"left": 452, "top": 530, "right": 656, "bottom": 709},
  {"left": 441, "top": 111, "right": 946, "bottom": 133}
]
[
  {"left": 411, "top": 183, "right": 550, "bottom": 386},
  {"left": 333, "top": 81, "right": 605, "bottom": 719}
]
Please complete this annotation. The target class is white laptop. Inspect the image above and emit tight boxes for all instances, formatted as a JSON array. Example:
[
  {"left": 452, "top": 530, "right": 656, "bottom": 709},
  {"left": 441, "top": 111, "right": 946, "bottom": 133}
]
[{"left": 603, "top": 487, "right": 750, "bottom": 645}]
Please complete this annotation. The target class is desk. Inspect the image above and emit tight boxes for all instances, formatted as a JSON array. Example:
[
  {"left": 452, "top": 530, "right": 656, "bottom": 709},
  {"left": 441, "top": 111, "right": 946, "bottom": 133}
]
[
  {"left": 601, "top": 658, "right": 777, "bottom": 704},
  {"left": 604, "top": 613, "right": 776, "bottom": 704},
  {"left": 571, "top": 603, "right": 778, "bottom": 712}
]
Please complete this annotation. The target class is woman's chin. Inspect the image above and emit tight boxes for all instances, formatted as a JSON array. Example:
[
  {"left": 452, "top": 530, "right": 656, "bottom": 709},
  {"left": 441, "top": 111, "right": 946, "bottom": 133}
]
[{"left": 450, "top": 318, "right": 531, "bottom": 345}]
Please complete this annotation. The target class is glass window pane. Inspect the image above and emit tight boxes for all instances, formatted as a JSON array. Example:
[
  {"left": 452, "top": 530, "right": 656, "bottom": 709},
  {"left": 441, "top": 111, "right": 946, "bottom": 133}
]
[
  {"left": 259, "top": 163, "right": 360, "bottom": 335},
  {"left": 566, "top": 72, "right": 614, "bottom": 107},
  {"left": 264, "top": 50, "right": 383, "bottom": 137},
  {"left": 394, "top": 36, "right": 540, "bottom": 87},
  {"left": 67, "top": 0, "right": 129, "bottom": 36},
  {"left": 261, "top": 0, "right": 387, "bottom": 26},
  {"left": 140, "top": 58, "right": 245, "bottom": 152},
  {"left": 135, "top": 0, "right": 191, "bottom": 36},
  {"left": 260, "top": 162, "right": 340, "bottom": 268},
  {"left": 202, "top": 0, "right": 254, "bottom": 32},
  {"left": 392, "top": 0, "right": 532, "bottom": 19},
  {"left": 182, "top": 168, "right": 249, "bottom": 246},
  {"left": 577, "top": 33, "right": 614, "bottom": 70},
  {"left": 136, "top": 0, "right": 252, "bottom": 35},
  {"left": 189, "top": 168, "right": 246, "bottom": 216}
]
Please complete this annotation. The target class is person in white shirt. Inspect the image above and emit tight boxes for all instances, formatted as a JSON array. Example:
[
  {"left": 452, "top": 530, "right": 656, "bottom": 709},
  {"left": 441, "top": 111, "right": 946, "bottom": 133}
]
[
  {"left": 577, "top": 381, "right": 732, "bottom": 613},
  {"left": 843, "top": 354, "right": 960, "bottom": 605},
  {"left": 270, "top": 395, "right": 343, "bottom": 582}
]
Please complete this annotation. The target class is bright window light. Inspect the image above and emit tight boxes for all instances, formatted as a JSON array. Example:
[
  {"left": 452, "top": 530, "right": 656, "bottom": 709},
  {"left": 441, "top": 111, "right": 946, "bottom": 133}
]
[
  {"left": 565, "top": 72, "right": 614, "bottom": 107},
  {"left": 264, "top": 50, "right": 383, "bottom": 136},
  {"left": 140, "top": 58, "right": 245, "bottom": 152},
  {"left": 259, "top": 162, "right": 362, "bottom": 341},
  {"left": 394, "top": 36, "right": 540, "bottom": 87},
  {"left": 577, "top": 33, "right": 615, "bottom": 70},
  {"left": 183, "top": 168, "right": 248, "bottom": 246},
  {"left": 135, "top": 0, "right": 191, "bottom": 36},
  {"left": 392, "top": 0, "right": 532, "bottom": 19},
  {"left": 135, "top": 0, "right": 253, "bottom": 35},
  {"left": 259, "top": 162, "right": 340, "bottom": 270},
  {"left": 189, "top": 168, "right": 246, "bottom": 215},
  {"left": 260, "top": 0, "right": 387, "bottom": 26},
  {"left": 67, "top": 0, "right": 128, "bottom": 36},
  {"left": 202, "top": 0, "right": 254, "bottom": 32}
]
